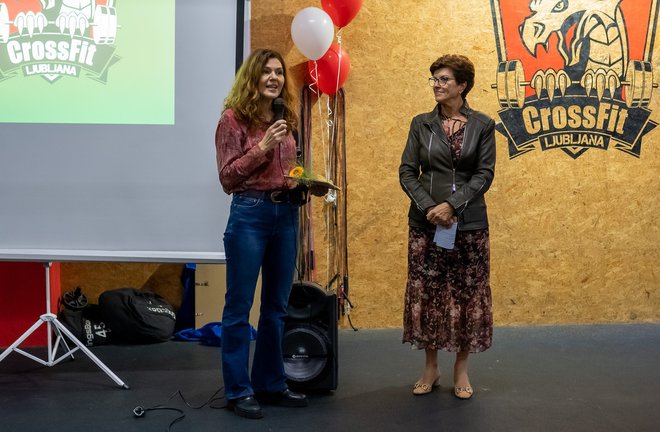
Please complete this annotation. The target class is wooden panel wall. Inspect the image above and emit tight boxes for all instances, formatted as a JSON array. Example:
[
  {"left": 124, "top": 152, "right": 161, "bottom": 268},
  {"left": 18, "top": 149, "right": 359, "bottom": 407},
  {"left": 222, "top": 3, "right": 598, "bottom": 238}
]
[
  {"left": 60, "top": 263, "right": 183, "bottom": 310},
  {"left": 251, "top": 0, "right": 660, "bottom": 328}
]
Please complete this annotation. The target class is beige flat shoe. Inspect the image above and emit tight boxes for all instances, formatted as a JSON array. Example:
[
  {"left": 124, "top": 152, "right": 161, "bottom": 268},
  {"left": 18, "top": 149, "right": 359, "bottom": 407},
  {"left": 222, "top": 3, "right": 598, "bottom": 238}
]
[
  {"left": 454, "top": 386, "right": 474, "bottom": 399},
  {"left": 412, "top": 376, "right": 441, "bottom": 395}
]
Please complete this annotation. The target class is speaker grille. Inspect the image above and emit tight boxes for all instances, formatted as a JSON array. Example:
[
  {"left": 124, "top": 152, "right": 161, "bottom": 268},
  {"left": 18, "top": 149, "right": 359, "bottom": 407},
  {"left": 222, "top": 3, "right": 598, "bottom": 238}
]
[{"left": 283, "top": 325, "right": 330, "bottom": 382}]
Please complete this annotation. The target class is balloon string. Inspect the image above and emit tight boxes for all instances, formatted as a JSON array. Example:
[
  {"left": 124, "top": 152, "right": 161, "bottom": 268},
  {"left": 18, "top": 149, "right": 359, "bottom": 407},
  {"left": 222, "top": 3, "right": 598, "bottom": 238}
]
[
  {"left": 327, "top": 30, "right": 343, "bottom": 182},
  {"left": 326, "top": 98, "right": 334, "bottom": 181},
  {"left": 335, "top": 29, "right": 343, "bottom": 96},
  {"left": 311, "top": 61, "right": 328, "bottom": 180},
  {"left": 308, "top": 61, "right": 320, "bottom": 98}
]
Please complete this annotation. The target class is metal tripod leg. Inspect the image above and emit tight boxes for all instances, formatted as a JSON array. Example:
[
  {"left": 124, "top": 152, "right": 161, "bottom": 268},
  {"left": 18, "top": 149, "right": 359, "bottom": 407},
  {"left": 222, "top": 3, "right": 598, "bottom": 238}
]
[{"left": 0, "top": 262, "right": 129, "bottom": 389}]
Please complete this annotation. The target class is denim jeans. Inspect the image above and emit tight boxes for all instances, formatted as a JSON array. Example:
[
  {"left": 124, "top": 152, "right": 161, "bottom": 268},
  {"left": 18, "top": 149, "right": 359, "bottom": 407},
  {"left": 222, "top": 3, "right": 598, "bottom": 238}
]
[{"left": 221, "top": 194, "right": 299, "bottom": 400}]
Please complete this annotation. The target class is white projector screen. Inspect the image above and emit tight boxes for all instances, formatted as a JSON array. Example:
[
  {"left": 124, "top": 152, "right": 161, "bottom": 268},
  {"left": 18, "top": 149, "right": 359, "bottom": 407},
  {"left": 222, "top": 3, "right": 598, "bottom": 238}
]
[{"left": 0, "top": 0, "right": 244, "bottom": 262}]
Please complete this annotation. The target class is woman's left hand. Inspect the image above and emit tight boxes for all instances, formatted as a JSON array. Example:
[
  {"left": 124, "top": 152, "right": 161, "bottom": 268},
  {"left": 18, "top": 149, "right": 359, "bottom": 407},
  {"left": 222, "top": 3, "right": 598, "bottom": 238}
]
[{"left": 426, "top": 202, "right": 455, "bottom": 228}]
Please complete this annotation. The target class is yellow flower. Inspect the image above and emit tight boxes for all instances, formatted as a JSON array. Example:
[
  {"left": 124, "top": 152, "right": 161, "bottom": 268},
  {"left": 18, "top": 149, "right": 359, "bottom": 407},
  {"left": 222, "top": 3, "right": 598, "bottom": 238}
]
[{"left": 289, "top": 166, "right": 304, "bottom": 177}]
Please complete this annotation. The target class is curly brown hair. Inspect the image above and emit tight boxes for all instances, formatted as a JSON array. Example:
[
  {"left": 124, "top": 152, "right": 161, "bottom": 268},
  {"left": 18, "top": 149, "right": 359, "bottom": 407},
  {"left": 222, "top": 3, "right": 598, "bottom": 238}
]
[
  {"left": 223, "top": 49, "right": 298, "bottom": 130},
  {"left": 430, "top": 54, "right": 475, "bottom": 100}
]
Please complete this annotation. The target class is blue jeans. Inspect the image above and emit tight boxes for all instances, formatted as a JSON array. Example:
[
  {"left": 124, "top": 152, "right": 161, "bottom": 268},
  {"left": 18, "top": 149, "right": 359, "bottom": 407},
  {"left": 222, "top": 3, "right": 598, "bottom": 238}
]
[{"left": 221, "top": 194, "right": 299, "bottom": 400}]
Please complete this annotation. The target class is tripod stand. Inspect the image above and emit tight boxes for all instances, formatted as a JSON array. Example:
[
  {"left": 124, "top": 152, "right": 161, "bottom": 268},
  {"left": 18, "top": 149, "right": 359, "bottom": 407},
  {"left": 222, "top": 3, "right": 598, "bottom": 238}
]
[{"left": 0, "top": 262, "right": 128, "bottom": 388}]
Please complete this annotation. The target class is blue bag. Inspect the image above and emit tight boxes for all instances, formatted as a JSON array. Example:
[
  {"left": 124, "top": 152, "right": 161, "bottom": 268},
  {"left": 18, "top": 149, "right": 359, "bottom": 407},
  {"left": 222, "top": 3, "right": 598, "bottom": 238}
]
[{"left": 174, "top": 322, "right": 257, "bottom": 346}]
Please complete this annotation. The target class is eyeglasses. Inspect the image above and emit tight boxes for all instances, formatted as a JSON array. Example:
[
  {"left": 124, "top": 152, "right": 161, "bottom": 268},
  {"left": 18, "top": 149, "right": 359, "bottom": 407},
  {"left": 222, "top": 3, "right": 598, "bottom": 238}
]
[{"left": 428, "top": 76, "right": 455, "bottom": 87}]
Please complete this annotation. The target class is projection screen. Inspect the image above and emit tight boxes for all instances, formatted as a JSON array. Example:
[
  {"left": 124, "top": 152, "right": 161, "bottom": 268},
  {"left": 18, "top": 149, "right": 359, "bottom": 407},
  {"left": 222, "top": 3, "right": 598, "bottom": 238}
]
[{"left": 0, "top": 0, "right": 244, "bottom": 262}]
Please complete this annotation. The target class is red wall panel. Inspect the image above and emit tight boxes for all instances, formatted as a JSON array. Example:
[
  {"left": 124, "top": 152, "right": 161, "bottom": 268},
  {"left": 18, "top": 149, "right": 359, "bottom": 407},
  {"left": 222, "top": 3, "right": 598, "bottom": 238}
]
[{"left": 0, "top": 262, "right": 61, "bottom": 348}]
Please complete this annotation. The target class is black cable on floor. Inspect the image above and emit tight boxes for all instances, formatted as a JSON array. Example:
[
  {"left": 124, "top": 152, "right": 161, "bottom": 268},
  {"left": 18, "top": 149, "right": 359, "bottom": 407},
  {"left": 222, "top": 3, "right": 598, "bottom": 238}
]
[{"left": 132, "top": 387, "right": 225, "bottom": 431}]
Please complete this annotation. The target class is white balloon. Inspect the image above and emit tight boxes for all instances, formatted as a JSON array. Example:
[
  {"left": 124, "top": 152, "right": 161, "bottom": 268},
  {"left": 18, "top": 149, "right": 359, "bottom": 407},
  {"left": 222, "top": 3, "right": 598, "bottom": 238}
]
[{"left": 291, "top": 7, "right": 334, "bottom": 61}]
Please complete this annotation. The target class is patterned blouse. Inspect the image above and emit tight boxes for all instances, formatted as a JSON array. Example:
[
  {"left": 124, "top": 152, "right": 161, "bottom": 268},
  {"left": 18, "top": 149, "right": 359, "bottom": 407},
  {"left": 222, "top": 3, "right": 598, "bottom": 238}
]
[{"left": 215, "top": 108, "right": 297, "bottom": 194}]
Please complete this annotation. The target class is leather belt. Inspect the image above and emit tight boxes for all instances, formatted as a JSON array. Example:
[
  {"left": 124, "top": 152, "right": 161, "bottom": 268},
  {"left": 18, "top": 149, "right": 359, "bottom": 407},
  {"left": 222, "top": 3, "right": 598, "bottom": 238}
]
[{"left": 235, "top": 189, "right": 306, "bottom": 204}]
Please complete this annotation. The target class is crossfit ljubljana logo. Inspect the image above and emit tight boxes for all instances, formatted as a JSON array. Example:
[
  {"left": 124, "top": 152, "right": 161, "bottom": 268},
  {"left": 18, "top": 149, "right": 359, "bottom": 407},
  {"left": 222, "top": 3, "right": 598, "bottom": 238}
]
[
  {"left": 0, "top": 0, "right": 118, "bottom": 83},
  {"left": 490, "top": 0, "right": 658, "bottom": 159}
]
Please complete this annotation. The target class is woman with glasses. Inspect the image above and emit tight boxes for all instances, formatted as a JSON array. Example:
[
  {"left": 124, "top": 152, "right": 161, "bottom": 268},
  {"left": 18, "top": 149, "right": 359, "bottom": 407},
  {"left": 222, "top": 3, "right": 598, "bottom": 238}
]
[
  {"left": 399, "top": 54, "right": 496, "bottom": 400},
  {"left": 215, "top": 48, "right": 310, "bottom": 419}
]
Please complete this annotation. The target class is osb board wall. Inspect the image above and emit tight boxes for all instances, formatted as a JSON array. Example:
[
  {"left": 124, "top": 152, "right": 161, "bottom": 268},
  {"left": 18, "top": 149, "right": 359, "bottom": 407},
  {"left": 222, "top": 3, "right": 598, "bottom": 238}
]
[
  {"left": 60, "top": 263, "right": 184, "bottom": 310},
  {"left": 253, "top": 0, "right": 660, "bottom": 328}
]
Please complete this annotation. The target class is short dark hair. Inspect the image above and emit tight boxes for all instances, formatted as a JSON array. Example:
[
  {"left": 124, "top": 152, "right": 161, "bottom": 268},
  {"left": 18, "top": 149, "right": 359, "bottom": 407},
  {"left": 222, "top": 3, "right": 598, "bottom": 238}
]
[{"left": 429, "top": 54, "right": 475, "bottom": 99}]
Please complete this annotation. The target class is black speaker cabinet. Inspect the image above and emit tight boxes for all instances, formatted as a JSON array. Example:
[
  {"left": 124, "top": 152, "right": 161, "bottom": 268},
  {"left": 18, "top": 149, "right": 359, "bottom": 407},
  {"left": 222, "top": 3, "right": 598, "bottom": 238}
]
[{"left": 283, "top": 281, "right": 338, "bottom": 391}]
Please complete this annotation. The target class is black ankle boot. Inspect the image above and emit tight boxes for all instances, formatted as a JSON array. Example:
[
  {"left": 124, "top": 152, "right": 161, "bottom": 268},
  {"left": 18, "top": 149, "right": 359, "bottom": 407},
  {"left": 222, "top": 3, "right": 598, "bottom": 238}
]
[
  {"left": 255, "top": 389, "right": 308, "bottom": 407},
  {"left": 227, "top": 395, "right": 263, "bottom": 419}
]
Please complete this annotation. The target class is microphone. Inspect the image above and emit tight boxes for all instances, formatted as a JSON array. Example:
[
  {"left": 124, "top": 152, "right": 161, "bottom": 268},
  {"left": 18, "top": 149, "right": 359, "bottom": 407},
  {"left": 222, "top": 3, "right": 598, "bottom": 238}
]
[{"left": 272, "top": 98, "right": 285, "bottom": 122}]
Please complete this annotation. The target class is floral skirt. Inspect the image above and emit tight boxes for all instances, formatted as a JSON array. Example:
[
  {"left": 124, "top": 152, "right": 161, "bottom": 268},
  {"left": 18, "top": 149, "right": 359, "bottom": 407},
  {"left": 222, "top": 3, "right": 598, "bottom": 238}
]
[{"left": 402, "top": 226, "right": 493, "bottom": 353}]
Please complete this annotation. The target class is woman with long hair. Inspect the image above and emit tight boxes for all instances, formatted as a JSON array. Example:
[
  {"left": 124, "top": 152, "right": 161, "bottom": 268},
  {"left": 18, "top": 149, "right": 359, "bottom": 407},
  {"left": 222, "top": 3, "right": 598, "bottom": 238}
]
[{"left": 215, "top": 48, "right": 308, "bottom": 419}]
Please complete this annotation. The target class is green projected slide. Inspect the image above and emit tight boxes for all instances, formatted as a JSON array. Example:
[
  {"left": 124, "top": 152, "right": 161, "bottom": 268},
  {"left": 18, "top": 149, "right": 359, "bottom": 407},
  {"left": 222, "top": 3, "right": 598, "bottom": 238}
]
[{"left": 0, "top": 0, "right": 174, "bottom": 124}]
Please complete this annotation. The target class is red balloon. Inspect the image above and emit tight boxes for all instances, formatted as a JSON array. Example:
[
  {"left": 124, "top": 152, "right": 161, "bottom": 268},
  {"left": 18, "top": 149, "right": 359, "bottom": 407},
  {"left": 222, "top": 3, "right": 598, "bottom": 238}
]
[
  {"left": 308, "top": 43, "right": 351, "bottom": 95},
  {"left": 321, "top": 0, "right": 363, "bottom": 28}
]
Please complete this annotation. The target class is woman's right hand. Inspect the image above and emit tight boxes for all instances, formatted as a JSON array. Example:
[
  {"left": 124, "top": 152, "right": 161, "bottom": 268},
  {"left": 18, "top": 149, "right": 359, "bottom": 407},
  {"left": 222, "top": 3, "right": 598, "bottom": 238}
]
[
  {"left": 258, "top": 120, "right": 288, "bottom": 152},
  {"left": 426, "top": 202, "right": 455, "bottom": 228}
]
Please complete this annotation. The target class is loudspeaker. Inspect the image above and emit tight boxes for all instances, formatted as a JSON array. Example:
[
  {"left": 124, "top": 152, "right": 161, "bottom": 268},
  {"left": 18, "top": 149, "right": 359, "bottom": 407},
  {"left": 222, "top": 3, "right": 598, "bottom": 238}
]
[{"left": 283, "top": 281, "right": 338, "bottom": 391}]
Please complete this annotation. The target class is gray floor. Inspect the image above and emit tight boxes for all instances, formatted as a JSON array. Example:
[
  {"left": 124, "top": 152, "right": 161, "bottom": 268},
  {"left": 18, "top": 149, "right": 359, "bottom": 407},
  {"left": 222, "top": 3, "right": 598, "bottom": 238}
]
[{"left": 1, "top": 324, "right": 659, "bottom": 431}]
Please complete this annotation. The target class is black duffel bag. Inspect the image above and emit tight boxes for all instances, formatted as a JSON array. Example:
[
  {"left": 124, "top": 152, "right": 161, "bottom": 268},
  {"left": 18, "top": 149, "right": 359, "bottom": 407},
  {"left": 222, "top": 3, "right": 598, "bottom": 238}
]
[
  {"left": 58, "top": 287, "right": 112, "bottom": 346},
  {"left": 98, "top": 288, "right": 176, "bottom": 344}
]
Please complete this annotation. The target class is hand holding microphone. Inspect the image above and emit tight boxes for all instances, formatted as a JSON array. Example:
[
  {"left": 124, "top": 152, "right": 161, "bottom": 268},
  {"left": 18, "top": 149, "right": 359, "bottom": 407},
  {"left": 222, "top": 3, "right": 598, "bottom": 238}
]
[{"left": 259, "top": 98, "right": 287, "bottom": 152}]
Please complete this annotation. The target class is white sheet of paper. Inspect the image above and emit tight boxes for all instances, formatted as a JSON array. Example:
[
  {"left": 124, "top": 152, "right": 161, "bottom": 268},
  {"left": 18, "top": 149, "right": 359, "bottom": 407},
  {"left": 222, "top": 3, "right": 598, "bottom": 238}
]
[{"left": 434, "top": 222, "right": 457, "bottom": 249}]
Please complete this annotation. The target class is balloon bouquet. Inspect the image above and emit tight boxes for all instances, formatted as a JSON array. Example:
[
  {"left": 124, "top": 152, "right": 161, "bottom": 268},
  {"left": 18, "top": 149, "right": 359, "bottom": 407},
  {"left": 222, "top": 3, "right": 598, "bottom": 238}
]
[
  {"left": 290, "top": 0, "right": 362, "bottom": 95},
  {"left": 288, "top": 0, "right": 361, "bottom": 203}
]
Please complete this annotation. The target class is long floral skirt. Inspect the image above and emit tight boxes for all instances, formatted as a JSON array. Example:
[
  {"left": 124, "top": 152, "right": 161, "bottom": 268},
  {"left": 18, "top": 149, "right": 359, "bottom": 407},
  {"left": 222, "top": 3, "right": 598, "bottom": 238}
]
[{"left": 402, "top": 226, "right": 493, "bottom": 353}]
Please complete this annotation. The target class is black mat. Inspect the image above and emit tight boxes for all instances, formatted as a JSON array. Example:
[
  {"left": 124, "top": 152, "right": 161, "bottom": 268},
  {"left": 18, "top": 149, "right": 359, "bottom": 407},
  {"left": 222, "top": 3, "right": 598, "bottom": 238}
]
[{"left": 1, "top": 324, "right": 658, "bottom": 432}]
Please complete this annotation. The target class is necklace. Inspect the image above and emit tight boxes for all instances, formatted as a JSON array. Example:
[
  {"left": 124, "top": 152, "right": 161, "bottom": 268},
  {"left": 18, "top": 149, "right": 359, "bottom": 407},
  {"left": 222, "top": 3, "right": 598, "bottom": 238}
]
[{"left": 440, "top": 112, "right": 466, "bottom": 137}]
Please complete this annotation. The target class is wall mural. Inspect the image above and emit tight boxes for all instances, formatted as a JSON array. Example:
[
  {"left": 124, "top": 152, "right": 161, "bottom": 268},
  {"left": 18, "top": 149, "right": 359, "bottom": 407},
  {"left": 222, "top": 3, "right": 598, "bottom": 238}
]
[{"left": 490, "top": 0, "right": 659, "bottom": 159}]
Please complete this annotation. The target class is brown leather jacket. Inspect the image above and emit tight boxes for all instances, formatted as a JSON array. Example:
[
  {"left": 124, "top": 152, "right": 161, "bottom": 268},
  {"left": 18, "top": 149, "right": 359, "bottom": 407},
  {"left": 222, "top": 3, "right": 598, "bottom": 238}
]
[{"left": 399, "top": 103, "right": 496, "bottom": 231}]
